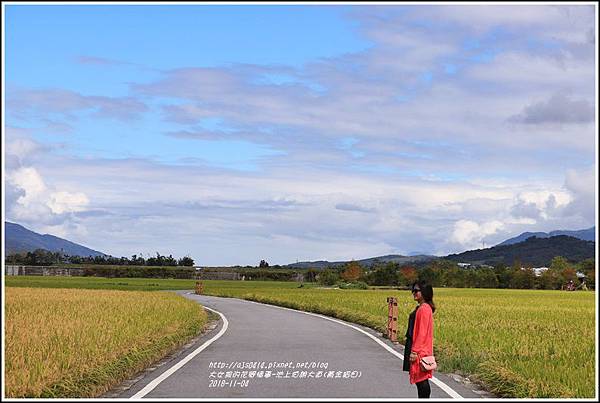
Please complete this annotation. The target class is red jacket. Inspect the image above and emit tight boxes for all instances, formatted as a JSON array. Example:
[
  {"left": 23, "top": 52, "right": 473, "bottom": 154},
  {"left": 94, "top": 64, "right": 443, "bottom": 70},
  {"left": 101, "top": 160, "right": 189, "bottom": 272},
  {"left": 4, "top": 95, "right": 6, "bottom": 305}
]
[{"left": 409, "top": 303, "right": 434, "bottom": 384}]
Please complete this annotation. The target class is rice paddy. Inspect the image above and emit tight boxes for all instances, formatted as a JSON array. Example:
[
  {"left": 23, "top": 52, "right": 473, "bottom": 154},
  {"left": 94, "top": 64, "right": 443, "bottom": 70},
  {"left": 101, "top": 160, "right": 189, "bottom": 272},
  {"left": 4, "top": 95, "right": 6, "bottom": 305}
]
[
  {"left": 4, "top": 287, "right": 207, "bottom": 397},
  {"left": 4, "top": 275, "right": 197, "bottom": 291}
]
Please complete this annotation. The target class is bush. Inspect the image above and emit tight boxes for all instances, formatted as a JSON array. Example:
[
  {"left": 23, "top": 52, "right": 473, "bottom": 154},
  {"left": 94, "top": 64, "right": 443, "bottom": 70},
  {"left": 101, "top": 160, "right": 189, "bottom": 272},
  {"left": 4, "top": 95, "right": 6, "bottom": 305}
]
[
  {"left": 238, "top": 269, "right": 300, "bottom": 281},
  {"left": 82, "top": 266, "right": 195, "bottom": 279},
  {"left": 337, "top": 281, "right": 369, "bottom": 290}
]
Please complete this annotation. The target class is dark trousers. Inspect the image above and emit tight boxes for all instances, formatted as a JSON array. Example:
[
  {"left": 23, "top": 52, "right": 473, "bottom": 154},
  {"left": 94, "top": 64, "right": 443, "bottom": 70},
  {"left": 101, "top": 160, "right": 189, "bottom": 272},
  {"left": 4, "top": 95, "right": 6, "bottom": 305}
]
[{"left": 416, "top": 379, "right": 431, "bottom": 398}]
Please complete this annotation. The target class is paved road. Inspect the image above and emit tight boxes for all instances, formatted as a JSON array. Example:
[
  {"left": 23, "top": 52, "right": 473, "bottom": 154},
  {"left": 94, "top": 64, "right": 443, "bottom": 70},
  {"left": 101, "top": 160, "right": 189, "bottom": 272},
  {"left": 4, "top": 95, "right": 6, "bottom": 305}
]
[{"left": 117, "top": 292, "right": 484, "bottom": 399}]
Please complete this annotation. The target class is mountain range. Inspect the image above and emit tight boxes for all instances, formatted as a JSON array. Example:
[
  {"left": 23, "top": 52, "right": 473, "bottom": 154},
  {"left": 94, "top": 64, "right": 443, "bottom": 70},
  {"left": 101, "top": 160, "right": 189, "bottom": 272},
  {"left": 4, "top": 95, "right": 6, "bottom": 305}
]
[
  {"left": 446, "top": 235, "right": 595, "bottom": 267},
  {"left": 496, "top": 227, "right": 595, "bottom": 246},
  {"left": 5, "top": 222, "right": 106, "bottom": 258},
  {"left": 285, "top": 254, "right": 436, "bottom": 269},
  {"left": 4, "top": 221, "right": 596, "bottom": 267},
  {"left": 287, "top": 228, "right": 596, "bottom": 268}
]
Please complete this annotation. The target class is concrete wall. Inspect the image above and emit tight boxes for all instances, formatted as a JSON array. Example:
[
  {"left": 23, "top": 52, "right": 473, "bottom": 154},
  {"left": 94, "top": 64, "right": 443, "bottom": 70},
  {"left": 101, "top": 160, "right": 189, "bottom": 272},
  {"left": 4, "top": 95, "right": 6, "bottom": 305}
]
[{"left": 4, "top": 265, "right": 84, "bottom": 276}]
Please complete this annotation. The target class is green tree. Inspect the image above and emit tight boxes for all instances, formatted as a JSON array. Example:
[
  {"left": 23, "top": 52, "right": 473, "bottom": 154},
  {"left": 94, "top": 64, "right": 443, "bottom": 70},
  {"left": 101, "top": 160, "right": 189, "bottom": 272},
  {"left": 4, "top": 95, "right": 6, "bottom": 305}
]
[
  {"left": 577, "top": 258, "right": 595, "bottom": 289},
  {"left": 305, "top": 268, "right": 318, "bottom": 282},
  {"left": 164, "top": 254, "right": 177, "bottom": 266},
  {"left": 178, "top": 256, "right": 195, "bottom": 266},
  {"left": 448, "top": 267, "right": 467, "bottom": 288},
  {"left": 425, "top": 260, "right": 457, "bottom": 287},
  {"left": 366, "top": 262, "right": 398, "bottom": 286},
  {"left": 584, "top": 269, "right": 595, "bottom": 290},
  {"left": 418, "top": 266, "right": 437, "bottom": 285},
  {"left": 550, "top": 256, "right": 570, "bottom": 272},
  {"left": 317, "top": 269, "right": 339, "bottom": 286},
  {"left": 430, "top": 265, "right": 446, "bottom": 287},
  {"left": 509, "top": 267, "right": 535, "bottom": 289},
  {"left": 546, "top": 256, "right": 576, "bottom": 289},
  {"left": 538, "top": 268, "right": 562, "bottom": 290},
  {"left": 578, "top": 258, "right": 595, "bottom": 273},
  {"left": 561, "top": 267, "right": 578, "bottom": 284},
  {"left": 475, "top": 268, "right": 499, "bottom": 288},
  {"left": 464, "top": 269, "right": 478, "bottom": 288},
  {"left": 493, "top": 264, "right": 511, "bottom": 288}
]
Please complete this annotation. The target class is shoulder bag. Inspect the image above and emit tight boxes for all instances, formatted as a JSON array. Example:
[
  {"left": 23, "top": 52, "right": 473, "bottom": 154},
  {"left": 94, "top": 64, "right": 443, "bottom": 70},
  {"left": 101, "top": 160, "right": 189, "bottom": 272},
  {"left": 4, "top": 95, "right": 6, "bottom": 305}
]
[{"left": 420, "top": 356, "right": 437, "bottom": 371}]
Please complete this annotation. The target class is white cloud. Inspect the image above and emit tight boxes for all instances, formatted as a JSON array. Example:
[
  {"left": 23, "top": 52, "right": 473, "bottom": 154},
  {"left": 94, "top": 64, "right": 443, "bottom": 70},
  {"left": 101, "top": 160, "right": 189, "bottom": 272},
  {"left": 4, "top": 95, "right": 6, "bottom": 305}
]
[
  {"left": 6, "top": 144, "right": 592, "bottom": 264},
  {"left": 466, "top": 51, "right": 595, "bottom": 92},
  {"left": 451, "top": 219, "right": 505, "bottom": 249},
  {"left": 424, "top": 5, "right": 580, "bottom": 30},
  {"left": 7, "top": 88, "right": 147, "bottom": 122},
  {"left": 514, "top": 190, "right": 572, "bottom": 211},
  {"left": 6, "top": 137, "right": 43, "bottom": 162},
  {"left": 7, "top": 167, "right": 47, "bottom": 200},
  {"left": 128, "top": 13, "right": 595, "bottom": 177},
  {"left": 6, "top": 166, "right": 90, "bottom": 221},
  {"left": 39, "top": 222, "right": 89, "bottom": 239},
  {"left": 5, "top": 133, "right": 91, "bottom": 238},
  {"left": 562, "top": 165, "right": 596, "bottom": 223},
  {"left": 4, "top": 5, "right": 595, "bottom": 263},
  {"left": 48, "top": 191, "right": 90, "bottom": 215}
]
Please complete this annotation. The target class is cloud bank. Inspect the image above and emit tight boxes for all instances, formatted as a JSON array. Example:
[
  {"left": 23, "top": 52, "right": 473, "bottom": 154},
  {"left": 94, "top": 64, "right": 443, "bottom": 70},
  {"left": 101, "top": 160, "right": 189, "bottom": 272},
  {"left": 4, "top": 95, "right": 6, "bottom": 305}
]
[{"left": 4, "top": 5, "right": 596, "bottom": 264}]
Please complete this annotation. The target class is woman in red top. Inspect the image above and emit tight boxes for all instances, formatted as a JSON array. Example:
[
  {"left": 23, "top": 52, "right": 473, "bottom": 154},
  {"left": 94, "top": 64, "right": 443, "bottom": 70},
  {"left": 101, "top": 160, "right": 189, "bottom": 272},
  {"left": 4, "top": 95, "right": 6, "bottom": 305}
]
[{"left": 408, "top": 281, "right": 435, "bottom": 398}]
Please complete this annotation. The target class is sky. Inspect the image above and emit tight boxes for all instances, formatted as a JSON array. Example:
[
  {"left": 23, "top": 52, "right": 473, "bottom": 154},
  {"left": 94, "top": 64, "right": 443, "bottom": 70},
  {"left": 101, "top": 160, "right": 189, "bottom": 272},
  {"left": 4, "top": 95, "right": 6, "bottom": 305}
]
[{"left": 3, "top": 3, "right": 598, "bottom": 266}]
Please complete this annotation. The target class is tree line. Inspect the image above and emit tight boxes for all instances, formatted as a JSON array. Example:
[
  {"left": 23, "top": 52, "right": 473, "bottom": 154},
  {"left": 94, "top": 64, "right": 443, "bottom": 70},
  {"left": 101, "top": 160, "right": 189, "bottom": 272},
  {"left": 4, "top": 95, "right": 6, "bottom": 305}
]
[
  {"left": 310, "top": 257, "right": 595, "bottom": 290},
  {"left": 5, "top": 249, "right": 195, "bottom": 267}
]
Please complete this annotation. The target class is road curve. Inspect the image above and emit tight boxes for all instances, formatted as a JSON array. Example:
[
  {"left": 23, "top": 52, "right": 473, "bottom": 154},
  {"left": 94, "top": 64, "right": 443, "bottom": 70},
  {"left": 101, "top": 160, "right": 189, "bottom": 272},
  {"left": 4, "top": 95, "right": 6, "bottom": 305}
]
[{"left": 118, "top": 292, "right": 484, "bottom": 399}]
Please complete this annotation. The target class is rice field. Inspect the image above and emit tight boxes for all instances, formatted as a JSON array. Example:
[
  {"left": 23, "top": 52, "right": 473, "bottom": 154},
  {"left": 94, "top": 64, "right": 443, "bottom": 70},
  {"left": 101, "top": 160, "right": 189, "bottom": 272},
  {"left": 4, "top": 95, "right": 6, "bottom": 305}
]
[
  {"left": 4, "top": 287, "right": 207, "bottom": 398},
  {"left": 4, "top": 275, "right": 197, "bottom": 291},
  {"left": 200, "top": 281, "right": 596, "bottom": 398},
  {"left": 5, "top": 277, "right": 596, "bottom": 397}
]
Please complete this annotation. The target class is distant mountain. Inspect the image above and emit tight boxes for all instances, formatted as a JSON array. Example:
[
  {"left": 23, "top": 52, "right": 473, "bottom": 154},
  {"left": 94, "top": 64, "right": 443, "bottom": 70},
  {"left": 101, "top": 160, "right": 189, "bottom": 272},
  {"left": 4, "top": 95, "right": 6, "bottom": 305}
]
[
  {"left": 497, "top": 227, "right": 595, "bottom": 246},
  {"left": 446, "top": 235, "right": 595, "bottom": 267},
  {"left": 5, "top": 221, "right": 106, "bottom": 257},
  {"left": 285, "top": 254, "right": 436, "bottom": 269}
]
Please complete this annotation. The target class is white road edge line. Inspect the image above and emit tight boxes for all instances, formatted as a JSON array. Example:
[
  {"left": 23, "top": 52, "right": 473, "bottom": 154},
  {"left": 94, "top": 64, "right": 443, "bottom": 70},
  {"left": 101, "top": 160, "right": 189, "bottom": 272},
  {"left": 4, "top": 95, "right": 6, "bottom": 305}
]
[
  {"left": 243, "top": 298, "right": 464, "bottom": 399},
  {"left": 130, "top": 304, "right": 228, "bottom": 400}
]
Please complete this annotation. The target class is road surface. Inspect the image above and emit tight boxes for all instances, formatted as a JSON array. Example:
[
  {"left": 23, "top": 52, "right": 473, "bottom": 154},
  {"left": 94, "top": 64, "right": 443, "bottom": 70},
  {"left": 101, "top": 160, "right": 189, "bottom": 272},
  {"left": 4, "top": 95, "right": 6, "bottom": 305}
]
[{"left": 112, "top": 292, "right": 487, "bottom": 399}]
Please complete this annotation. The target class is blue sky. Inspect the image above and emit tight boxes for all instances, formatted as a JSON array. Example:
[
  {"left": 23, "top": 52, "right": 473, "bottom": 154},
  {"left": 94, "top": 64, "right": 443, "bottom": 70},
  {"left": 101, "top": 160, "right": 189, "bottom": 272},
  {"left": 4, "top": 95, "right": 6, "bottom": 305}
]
[
  {"left": 4, "top": 4, "right": 597, "bottom": 265},
  {"left": 6, "top": 5, "right": 370, "bottom": 91},
  {"left": 6, "top": 5, "right": 370, "bottom": 169}
]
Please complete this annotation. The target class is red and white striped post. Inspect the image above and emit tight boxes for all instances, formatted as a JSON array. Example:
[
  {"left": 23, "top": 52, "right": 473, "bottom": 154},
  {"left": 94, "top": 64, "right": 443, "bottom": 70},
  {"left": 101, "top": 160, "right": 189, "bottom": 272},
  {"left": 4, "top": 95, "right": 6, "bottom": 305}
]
[
  {"left": 387, "top": 296, "right": 398, "bottom": 342},
  {"left": 195, "top": 281, "right": 204, "bottom": 295}
]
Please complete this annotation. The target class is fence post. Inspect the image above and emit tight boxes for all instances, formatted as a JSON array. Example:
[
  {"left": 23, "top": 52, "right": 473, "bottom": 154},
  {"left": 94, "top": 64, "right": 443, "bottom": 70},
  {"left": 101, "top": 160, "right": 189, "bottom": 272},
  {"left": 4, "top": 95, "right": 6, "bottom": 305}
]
[
  {"left": 195, "top": 281, "right": 204, "bottom": 295},
  {"left": 387, "top": 296, "right": 398, "bottom": 342}
]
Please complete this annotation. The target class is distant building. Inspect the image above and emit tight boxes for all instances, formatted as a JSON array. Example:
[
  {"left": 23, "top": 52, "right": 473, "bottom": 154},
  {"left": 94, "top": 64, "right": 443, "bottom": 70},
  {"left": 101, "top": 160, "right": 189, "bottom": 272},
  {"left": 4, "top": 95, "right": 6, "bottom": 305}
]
[
  {"left": 527, "top": 268, "right": 586, "bottom": 279},
  {"left": 531, "top": 267, "right": 549, "bottom": 277},
  {"left": 457, "top": 263, "right": 471, "bottom": 268}
]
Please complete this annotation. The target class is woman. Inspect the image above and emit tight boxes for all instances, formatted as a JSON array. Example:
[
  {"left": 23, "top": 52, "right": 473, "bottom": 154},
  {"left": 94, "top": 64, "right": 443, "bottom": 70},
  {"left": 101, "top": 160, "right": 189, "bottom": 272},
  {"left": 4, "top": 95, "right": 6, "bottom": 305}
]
[{"left": 403, "top": 281, "right": 435, "bottom": 398}]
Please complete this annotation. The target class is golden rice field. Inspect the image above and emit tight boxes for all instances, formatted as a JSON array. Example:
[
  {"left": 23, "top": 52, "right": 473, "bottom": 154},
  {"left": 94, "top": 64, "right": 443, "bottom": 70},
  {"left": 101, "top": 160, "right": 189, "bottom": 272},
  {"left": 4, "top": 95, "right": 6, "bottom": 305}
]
[
  {"left": 5, "top": 287, "right": 207, "bottom": 398},
  {"left": 201, "top": 281, "right": 596, "bottom": 398}
]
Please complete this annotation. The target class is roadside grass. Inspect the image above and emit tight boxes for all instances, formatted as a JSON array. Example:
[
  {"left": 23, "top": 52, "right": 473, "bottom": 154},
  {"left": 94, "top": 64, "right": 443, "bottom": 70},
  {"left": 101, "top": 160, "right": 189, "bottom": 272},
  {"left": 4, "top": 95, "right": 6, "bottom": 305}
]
[{"left": 5, "top": 287, "right": 207, "bottom": 398}]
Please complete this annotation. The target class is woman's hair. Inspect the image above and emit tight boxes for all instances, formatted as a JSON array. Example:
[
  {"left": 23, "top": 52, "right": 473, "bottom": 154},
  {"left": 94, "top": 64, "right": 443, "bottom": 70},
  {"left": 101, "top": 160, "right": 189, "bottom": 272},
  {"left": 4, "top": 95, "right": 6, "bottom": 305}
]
[{"left": 413, "top": 281, "right": 436, "bottom": 313}]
